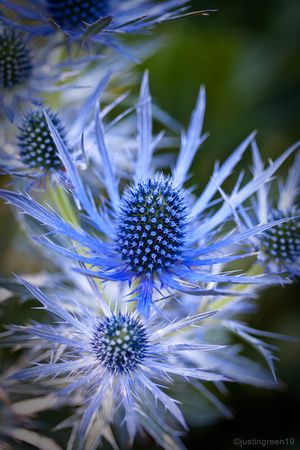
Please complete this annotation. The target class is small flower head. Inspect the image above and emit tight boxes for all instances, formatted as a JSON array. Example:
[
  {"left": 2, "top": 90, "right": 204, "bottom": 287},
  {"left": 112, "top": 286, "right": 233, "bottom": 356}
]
[
  {"left": 0, "top": 28, "right": 32, "bottom": 90},
  {"left": 0, "top": 70, "right": 114, "bottom": 184},
  {"left": 92, "top": 313, "right": 149, "bottom": 374},
  {"left": 18, "top": 109, "right": 67, "bottom": 171},
  {"left": 0, "top": 24, "right": 65, "bottom": 122},
  {"left": 46, "top": 0, "right": 109, "bottom": 31},
  {"left": 248, "top": 143, "right": 300, "bottom": 277},
  {"left": 261, "top": 209, "right": 300, "bottom": 266},
  {"left": 0, "top": 106, "right": 74, "bottom": 191},
  {"left": 117, "top": 176, "right": 188, "bottom": 277}
]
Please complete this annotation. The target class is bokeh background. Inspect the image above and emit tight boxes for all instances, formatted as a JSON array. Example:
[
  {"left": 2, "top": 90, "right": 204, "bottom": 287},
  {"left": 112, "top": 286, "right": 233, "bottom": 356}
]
[{"left": 1, "top": 0, "right": 300, "bottom": 449}]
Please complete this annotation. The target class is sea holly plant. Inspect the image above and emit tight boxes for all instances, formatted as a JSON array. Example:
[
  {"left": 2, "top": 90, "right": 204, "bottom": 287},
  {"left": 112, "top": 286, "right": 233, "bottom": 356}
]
[
  {"left": 0, "top": 107, "right": 73, "bottom": 185},
  {"left": 0, "top": 24, "right": 63, "bottom": 121},
  {"left": 240, "top": 143, "right": 300, "bottom": 277},
  {"left": 0, "top": 57, "right": 156, "bottom": 188},
  {"left": 0, "top": 237, "right": 294, "bottom": 448},
  {"left": 4, "top": 277, "right": 229, "bottom": 449},
  {"left": 0, "top": 74, "right": 297, "bottom": 316},
  {"left": 0, "top": 0, "right": 210, "bottom": 51},
  {"left": 0, "top": 19, "right": 102, "bottom": 124},
  {"left": 0, "top": 13, "right": 157, "bottom": 123},
  {"left": 0, "top": 66, "right": 143, "bottom": 189},
  {"left": 18, "top": 108, "right": 69, "bottom": 172},
  {"left": 0, "top": 2, "right": 299, "bottom": 449}
]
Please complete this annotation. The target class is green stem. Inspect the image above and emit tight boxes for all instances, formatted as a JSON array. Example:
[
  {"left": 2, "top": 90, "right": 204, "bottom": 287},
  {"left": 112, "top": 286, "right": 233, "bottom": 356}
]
[{"left": 48, "top": 182, "right": 79, "bottom": 226}]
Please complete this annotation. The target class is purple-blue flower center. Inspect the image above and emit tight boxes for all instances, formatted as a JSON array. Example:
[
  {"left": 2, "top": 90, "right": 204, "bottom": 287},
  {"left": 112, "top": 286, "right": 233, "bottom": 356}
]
[
  {"left": 46, "top": 0, "right": 110, "bottom": 30},
  {"left": 92, "top": 314, "right": 148, "bottom": 374},
  {"left": 18, "top": 109, "right": 67, "bottom": 171},
  {"left": 262, "top": 210, "right": 300, "bottom": 264},
  {"left": 0, "top": 29, "right": 32, "bottom": 90},
  {"left": 116, "top": 176, "right": 188, "bottom": 277}
]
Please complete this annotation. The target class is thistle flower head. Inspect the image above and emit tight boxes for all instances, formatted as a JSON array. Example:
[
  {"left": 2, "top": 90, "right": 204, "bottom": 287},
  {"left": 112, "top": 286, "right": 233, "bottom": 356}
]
[
  {"left": 116, "top": 176, "right": 188, "bottom": 277},
  {"left": 249, "top": 143, "right": 300, "bottom": 276},
  {"left": 46, "top": 0, "right": 109, "bottom": 30},
  {"left": 0, "top": 25, "right": 66, "bottom": 122},
  {"left": 0, "top": 72, "right": 114, "bottom": 179},
  {"left": 18, "top": 109, "right": 67, "bottom": 171},
  {"left": 92, "top": 313, "right": 149, "bottom": 374},
  {"left": 7, "top": 279, "right": 227, "bottom": 448},
  {"left": 261, "top": 209, "right": 300, "bottom": 266},
  {"left": 0, "top": 28, "right": 32, "bottom": 90}
]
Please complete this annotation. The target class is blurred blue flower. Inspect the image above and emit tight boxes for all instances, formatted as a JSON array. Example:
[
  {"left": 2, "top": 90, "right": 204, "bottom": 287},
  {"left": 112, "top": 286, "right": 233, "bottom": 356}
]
[
  {"left": 1, "top": 74, "right": 297, "bottom": 316},
  {"left": 0, "top": 107, "right": 74, "bottom": 187},
  {"left": 241, "top": 143, "right": 300, "bottom": 277},
  {"left": 0, "top": 72, "right": 112, "bottom": 188},
  {"left": 8, "top": 278, "right": 227, "bottom": 448},
  {"left": 0, "top": 0, "right": 207, "bottom": 52},
  {"left": 0, "top": 24, "right": 64, "bottom": 122},
  {"left": 175, "top": 282, "right": 295, "bottom": 384}
]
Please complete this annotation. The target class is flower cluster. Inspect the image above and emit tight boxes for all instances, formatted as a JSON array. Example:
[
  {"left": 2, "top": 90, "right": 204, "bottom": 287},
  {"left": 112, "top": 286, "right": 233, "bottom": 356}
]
[{"left": 0, "top": 2, "right": 299, "bottom": 450}]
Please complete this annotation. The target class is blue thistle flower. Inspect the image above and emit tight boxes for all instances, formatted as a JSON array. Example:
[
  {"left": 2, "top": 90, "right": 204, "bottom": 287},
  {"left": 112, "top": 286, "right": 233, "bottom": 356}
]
[
  {"left": 241, "top": 143, "right": 300, "bottom": 277},
  {"left": 0, "top": 27, "right": 32, "bottom": 89},
  {"left": 7, "top": 278, "right": 227, "bottom": 448},
  {"left": 260, "top": 208, "right": 300, "bottom": 268},
  {"left": 0, "top": 23, "right": 66, "bottom": 122},
  {"left": 1, "top": 240, "right": 294, "bottom": 433},
  {"left": 46, "top": 0, "right": 109, "bottom": 31},
  {"left": 0, "top": 0, "right": 211, "bottom": 51},
  {"left": 0, "top": 106, "right": 73, "bottom": 188},
  {"left": 18, "top": 108, "right": 67, "bottom": 171},
  {"left": 0, "top": 69, "right": 116, "bottom": 185},
  {"left": 92, "top": 313, "right": 149, "bottom": 375},
  {"left": 0, "top": 26, "right": 33, "bottom": 120},
  {"left": 116, "top": 175, "right": 188, "bottom": 277},
  {"left": 1, "top": 74, "right": 297, "bottom": 316}
]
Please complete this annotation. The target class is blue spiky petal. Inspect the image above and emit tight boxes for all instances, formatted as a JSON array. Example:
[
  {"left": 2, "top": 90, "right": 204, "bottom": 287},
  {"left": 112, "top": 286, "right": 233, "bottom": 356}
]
[
  {"left": 262, "top": 209, "right": 300, "bottom": 265},
  {"left": 116, "top": 176, "right": 188, "bottom": 277},
  {"left": 18, "top": 109, "right": 68, "bottom": 171},
  {"left": 92, "top": 313, "right": 149, "bottom": 374},
  {"left": 46, "top": 0, "right": 110, "bottom": 30},
  {"left": 0, "top": 28, "right": 32, "bottom": 90}
]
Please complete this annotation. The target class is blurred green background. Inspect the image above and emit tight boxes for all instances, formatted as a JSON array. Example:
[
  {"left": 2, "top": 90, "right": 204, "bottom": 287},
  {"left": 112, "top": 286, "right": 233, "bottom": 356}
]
[{"left": 1, "top": 0, "right": 300, "bottom": 449}]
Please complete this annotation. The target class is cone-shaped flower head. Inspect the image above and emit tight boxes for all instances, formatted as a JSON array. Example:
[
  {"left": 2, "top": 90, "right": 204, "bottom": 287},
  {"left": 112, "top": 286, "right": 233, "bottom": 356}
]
[
  {"left": 18, "top": 109, "right": 67, "bottom": 171},
  {"left": 116, "top": 176, "right": 188, "bottom": 277},
  {"left": 248, "top": 143, "right": 300, "bottom": 276},
  {"left": 261, "top": 209, "right": 300, "bottom": 266},
  {"left": 0, "top": 28, "right": 32, "bottom": 90},
  {"left": 0, "top": 25, "right": 66, "bottom": 122}
]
